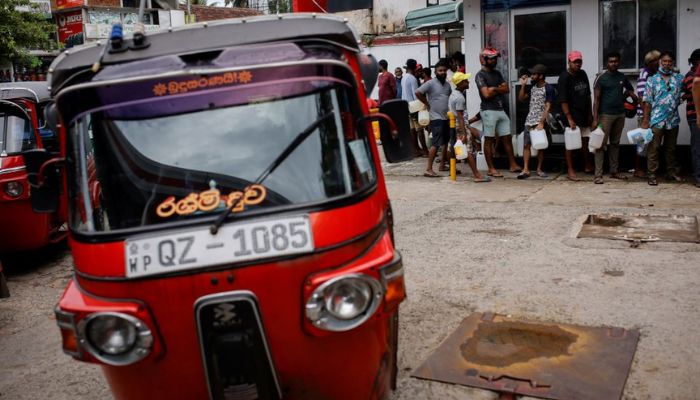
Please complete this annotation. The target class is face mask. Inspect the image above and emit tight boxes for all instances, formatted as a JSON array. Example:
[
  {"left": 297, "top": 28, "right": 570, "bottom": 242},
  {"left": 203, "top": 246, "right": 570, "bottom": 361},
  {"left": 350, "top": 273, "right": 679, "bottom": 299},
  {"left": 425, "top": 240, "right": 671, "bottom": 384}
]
[{"left": 659, "top": 66, "right": 672, "bottom": 75}]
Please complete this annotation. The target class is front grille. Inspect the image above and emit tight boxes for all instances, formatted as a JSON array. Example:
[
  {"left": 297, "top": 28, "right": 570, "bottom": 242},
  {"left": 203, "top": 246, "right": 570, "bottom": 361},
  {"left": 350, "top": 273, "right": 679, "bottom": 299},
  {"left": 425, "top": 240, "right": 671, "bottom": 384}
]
[{"left": 196, "top": 292, "right": 281, "bottom": 400}]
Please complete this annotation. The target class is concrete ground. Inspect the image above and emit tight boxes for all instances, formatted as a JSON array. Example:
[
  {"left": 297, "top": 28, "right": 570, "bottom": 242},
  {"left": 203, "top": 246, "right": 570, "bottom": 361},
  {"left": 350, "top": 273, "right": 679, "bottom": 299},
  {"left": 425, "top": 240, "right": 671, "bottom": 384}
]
[{"left": 1, "top": 157, "right": 699, "bottom": 400}]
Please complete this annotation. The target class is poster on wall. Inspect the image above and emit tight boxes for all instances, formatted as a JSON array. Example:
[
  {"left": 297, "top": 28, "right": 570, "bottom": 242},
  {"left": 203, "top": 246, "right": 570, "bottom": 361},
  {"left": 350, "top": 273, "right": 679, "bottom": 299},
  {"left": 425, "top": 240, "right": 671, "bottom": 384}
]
[
  {"left": 57, "top": 10, "right": 84, "bottom": 47},
  {"left": 55, "top": 0, "right": 84, "bottom": 10}
]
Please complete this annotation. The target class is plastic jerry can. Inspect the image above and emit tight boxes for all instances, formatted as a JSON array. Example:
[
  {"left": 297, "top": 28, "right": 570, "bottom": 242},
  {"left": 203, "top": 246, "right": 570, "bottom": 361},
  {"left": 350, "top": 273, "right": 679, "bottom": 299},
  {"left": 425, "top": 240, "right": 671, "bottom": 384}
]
[
  {"left": 530, "top": 129, "right": 548, "bottom": 150},
  {"left": 564, "top": 127, "right": 582, "bottom": 150},
  {"left": 418, "top": 110, "right": 430, "bottom": 126},
  {"left": 454, "top": 139, "right": 468, "bottom": 160},
  {"left": 476, "top": 151, "right": 488, "bottom": 171},
  {"left": 589, "top": 126, "right": 605, "bottom": 150},
  {"left": 408, "top": 100, "right": 426, "bottom": 113},
  {"left": 515, "top": 132, "right": 524, "bottom": 157}
]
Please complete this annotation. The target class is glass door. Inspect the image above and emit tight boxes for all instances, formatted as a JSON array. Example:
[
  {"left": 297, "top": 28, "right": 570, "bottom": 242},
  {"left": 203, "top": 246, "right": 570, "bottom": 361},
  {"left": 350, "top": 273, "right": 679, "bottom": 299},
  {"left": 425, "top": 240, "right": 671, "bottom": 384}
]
[{"left": 509, "top": 6, "right": 570, "bottom": 141}]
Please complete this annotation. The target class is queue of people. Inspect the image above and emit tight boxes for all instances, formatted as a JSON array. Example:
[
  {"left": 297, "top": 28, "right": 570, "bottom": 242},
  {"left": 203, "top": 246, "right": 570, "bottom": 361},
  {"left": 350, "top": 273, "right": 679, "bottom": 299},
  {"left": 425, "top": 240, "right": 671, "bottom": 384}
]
[{"left": 375, "top": 47, "right": 700, "bottom": 188}]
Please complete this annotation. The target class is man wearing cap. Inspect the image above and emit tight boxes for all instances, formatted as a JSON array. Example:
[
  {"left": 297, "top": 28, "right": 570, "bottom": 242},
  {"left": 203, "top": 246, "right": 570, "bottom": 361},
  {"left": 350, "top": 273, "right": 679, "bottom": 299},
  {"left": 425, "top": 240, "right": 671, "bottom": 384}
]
[
  {"left": 475, "top": 47, "right": 521, "bottom": 177},
  {"left": 416, "top": 60, "right": 452, "bottom": 177},
  {"left": 592, "top": 52, "right": 638, "bottom": 184},
  {"left": 558, "top": 50, "right": 594, "bottom": 181},
  {"left": 377, "top": 59, "right": 396, "bottom": 105},
  {"left": 517, "top": 64, "right": 555, "bottom": 179},
  {"left": 450, "top": 72, "right": 489, "bottom": 182},
  {"left": 402, "top": 59, "right": 428, "bottom": 157},
  {"left": 682, "top": 49, "right": 700, "bottom": 187}
]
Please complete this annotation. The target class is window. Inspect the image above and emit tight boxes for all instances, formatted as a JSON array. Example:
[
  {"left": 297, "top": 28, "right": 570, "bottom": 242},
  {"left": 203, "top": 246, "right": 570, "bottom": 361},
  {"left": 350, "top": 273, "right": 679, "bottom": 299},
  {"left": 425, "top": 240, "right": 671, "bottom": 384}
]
[
  {"left": 513, "top": 10, "right": 567, "bottom": 77},
  {"left": 601, "top": 0, "right": 677, "bottom": 70}
]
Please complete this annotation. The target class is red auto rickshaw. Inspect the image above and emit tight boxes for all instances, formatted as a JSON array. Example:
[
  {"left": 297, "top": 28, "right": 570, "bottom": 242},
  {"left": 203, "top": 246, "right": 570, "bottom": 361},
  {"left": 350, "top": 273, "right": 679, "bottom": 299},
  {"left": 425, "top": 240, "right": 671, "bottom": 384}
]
[
  {"left": 31, "top": 14, "right": 411, "bottom": 399},
  {"left": 1, "top": 82, "right": 66, "bottom": 256}
]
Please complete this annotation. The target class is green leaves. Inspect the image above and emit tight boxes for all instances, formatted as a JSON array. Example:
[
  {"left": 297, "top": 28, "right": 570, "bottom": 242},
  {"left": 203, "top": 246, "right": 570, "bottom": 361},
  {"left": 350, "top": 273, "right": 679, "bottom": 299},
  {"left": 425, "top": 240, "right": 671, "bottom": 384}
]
[{"left": 0, "top": 0, "right": 56, "bottom": 66}]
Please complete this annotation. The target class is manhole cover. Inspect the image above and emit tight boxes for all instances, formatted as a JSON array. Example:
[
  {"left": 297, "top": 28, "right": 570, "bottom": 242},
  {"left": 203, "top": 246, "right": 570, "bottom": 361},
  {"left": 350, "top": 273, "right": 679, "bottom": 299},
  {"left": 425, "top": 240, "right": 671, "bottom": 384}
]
[
  {"left": 412, "top": 313, "right": 639, "bottom": 400},
  {"left": 577, "top": 214, "right": 699, "bottom": 243}
]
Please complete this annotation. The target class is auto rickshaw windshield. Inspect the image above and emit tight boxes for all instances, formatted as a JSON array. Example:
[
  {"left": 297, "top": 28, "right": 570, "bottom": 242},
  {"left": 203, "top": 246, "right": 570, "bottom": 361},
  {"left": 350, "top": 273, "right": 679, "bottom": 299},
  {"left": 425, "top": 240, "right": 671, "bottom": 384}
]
[{"left": 66, "top": 78, "right": 376, "bottom": 234}]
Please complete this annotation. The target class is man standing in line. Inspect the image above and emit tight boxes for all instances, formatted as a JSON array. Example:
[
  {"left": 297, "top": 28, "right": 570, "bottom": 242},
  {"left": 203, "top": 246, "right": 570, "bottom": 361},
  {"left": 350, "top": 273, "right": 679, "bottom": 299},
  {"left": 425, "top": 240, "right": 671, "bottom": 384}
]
[
  {"left": 377, "top": 59, "right": 396, "bottom": 105},
  {"left": 557, "top": 51, "right": 594, "bottom": 181},
  {"left": 402, "top": 59, "right": 428, "bottom": 157},
  {"left": 450, "top": 72, "right": 489, "bottom": 182},
  {"left": 517, "top": 64, "right": 555, "bottom": 179},
  {"left": 634, "top": 50, "right": 660, "bottom": 178},
  {"left": 693, "top": 57, "right": 700, "bottom": 188},
  {"left": 641, "top": 51, "right": 685, "bottom": 186},
  {"left": 395, "top": 67, "right": 403, "bottom": 99},
  {"left": 592, "top": 52, "right": 638, "bottom": 184},
  {"left": 683, "top": 49, "right": 700, "bottom": 188},
  {"left": 475, "top": 47, "right": 521, "bottom": 177},
  {"left": 416, "top": 60, "right": 452, "bottom": 177}
]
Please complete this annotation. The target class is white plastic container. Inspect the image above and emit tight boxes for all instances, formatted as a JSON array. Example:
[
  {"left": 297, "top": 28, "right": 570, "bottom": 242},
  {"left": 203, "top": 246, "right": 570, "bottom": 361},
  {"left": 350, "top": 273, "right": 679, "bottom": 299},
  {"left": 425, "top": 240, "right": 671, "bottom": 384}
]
[
  {"left": 418, "top": 110, "right": 430, "bottom": 126},
  {"left": 564, "top": 127, "right": 582, "bottom": 150},
  {"left": 530, "top": 129, "right": 549, "bottom": 150},
  {"left": 515, "top": 132, "right": 524, "bottom": 157},
  {"left": 476, "top": 151, "right": 488, "bottom": 171},
  {"left": 408, "top": 100, "right": 426, "bottom": 113},
  {"left": 530, "top": 146, "right": 538, "bottom": 157},
  {"left": 626, "top": 128, "right": 644, "bottom": 144},
  {"left": 589, "top": 126, "right": 605, "bottom": 150},
  {"left": 454, "top": 140, "right": 468, "bottom": 160}
]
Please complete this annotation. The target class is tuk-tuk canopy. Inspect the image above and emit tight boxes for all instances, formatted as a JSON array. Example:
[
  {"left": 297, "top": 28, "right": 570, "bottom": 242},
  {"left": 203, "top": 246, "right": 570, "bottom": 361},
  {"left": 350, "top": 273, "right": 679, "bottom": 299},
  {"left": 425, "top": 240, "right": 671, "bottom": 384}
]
[
  {"left": 405, "top": 1, "right": 463, "bottom": 31},
  {"left": 48, "top": 14, "right": 360, "bottom": 98},
  {"left": 0, "top": 82, "right": 51, "bottom": 103}
]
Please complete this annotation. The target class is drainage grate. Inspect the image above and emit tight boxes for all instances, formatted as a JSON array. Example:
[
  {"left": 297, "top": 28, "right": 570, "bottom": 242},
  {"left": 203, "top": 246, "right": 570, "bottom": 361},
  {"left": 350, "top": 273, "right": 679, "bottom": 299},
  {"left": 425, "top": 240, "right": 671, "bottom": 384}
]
[
  {"left": 412, "top": 313, "right": 639, "bottom": 400},
  {"left": 577, "top": 214, "right": 699, "bottom": 243}
]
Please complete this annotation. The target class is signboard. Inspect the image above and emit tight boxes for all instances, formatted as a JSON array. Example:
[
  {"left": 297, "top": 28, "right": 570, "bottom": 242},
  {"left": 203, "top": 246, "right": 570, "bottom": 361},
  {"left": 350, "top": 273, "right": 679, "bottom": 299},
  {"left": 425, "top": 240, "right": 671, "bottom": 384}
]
[
  {"left": 55, "top": 0, "right": 83, "bottom": 10},
  {"left": 84, "top": 23, "right": 161, "bottom": 40},
  {"left": 57, "top": 10, "right": 84, "bottom": 46}
]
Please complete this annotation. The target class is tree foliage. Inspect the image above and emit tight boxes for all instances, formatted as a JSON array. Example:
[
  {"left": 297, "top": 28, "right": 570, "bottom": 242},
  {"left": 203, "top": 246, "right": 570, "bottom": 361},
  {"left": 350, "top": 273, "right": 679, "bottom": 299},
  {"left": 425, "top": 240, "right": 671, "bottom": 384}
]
[
  {"left": 267, "top": 0, "right": 290, "bottom": 13},
  {"left": 0, "top": 0, "right": 56, "bottom": 67}
]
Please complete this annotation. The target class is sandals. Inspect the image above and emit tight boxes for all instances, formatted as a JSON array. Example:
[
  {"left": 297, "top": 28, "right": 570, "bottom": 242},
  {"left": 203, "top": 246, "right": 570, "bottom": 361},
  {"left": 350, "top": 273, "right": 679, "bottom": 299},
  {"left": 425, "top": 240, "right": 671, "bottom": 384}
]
[
  {"left": 610, "top": 173, "right": 628, "bottom": 180},
  {"left": 517, "top": 172, "right": 530, "bottom": 180},
  {"left": 423, "top": 172, "right": 440, "bottom": 178},
  {"left": 536, "top": 171, "right": 548, "bottom": 178},
  {"left": 648, "top": 177, "right": 658, "bottom": 186},
  {"left": 594, "top": 177, "right": 604, "bottom": 184},
  {"left": 487, "top": 171, "right": 504, "bottom": 178},
  {"left": 567, "top": 175, "right": 581, "bottom": 182},
  {"left": 666, "top": 175, "right": 685, "bottom": 182},
  {"left": 473, "top": 177, "right": 491, "bottom": 183}
]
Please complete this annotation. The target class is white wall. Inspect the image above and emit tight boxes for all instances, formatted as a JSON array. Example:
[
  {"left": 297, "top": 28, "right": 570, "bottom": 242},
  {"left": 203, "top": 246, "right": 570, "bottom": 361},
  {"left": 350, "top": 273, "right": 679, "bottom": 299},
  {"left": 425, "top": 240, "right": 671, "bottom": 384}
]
[{"left": 366, "top": 41, "right": 438, "bottom": 99}]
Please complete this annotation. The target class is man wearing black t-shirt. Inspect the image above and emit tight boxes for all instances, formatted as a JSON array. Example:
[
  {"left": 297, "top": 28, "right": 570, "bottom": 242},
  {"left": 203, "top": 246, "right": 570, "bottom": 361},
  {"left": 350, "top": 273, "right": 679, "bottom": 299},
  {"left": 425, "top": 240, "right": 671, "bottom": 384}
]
[{"left": 557, "top": 51, "right": 594, "bottom": 181}]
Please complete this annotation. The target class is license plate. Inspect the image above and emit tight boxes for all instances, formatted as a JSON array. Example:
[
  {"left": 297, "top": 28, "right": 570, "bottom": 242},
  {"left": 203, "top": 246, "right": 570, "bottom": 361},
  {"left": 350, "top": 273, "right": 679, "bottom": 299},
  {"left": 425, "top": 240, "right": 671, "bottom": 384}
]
[{"left": 125, "top": 215, "right": 314, "bottom": 278}]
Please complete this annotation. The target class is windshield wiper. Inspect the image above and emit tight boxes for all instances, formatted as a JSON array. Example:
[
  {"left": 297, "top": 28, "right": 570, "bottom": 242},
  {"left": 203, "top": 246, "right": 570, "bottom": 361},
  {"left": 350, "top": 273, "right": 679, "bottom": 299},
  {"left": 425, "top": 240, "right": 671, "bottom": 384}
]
[{"left": 209, "top": 111, "right": 335, "bottom": 234}]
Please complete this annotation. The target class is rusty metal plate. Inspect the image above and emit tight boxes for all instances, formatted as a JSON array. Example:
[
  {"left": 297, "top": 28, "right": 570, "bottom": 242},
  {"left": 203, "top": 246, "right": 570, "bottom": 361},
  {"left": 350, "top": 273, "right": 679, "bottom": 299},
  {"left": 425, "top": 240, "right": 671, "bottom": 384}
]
[
  {"left": 577, "top": 214, "right": 699, "bottom": 243},
  {"left": 412, "top": 313, "right": 640, "bottom": 400}
]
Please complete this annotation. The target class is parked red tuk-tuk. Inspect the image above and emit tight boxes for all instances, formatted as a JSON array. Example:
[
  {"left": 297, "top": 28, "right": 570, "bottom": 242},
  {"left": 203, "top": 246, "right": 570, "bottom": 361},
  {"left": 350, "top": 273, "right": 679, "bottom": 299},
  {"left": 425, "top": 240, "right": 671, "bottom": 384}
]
[
  {"left": 1, "top": 82, "right": 66, "bottom": 255},
  {"left": 34, "top": 14, "right": 410, "bottom": 399}
]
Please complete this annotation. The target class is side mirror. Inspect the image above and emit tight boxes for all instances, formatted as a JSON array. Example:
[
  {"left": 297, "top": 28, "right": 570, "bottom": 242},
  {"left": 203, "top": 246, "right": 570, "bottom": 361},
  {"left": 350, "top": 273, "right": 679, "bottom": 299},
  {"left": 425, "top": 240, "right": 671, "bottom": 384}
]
[
  {"left": 43, "top": 102, "right": 59, "bottom": 132},
  {"left": 21, "top": 149, "right": 62, "bottom": 213},
  {"left": 377, "top": 99, "right": 414, "bottom": 163},
  {"left": 358, "top": 53, "right": 379, "bottom": 97}
]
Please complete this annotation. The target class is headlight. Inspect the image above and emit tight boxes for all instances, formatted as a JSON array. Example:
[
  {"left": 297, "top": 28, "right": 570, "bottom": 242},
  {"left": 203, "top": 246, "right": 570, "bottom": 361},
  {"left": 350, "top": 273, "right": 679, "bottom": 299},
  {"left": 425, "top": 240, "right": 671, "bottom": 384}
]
[
  {"left": 306, "top": 274, "right": 383, "bottom": 332},
  {"left": 4, "top": 181, "right": 23, "bottom": 198},
  {"left": 78, "top": 312, "right": 153, "bottom": 366},
  {"left": 86, "top": 315, "right": 137, "bottom": 355}
]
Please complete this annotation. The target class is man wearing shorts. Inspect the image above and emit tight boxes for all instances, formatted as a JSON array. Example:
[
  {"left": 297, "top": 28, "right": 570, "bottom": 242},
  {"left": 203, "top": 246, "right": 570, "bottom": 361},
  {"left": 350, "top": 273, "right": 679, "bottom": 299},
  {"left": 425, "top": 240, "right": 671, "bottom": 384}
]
[
  {"left": 416, "top": 60, "right": 452, "bottom": 177},
  {"left": 475, "top": 47, "right": 521, "bottom": 176},
  {"left": 558, "top": 51, "right": 594, "bottom": 181},
  {"left": 402, "top": 58, "right": 427, "bottom": 157},
  {"left": 450, "top": 72, "right": 489, "bottom": 182}
]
